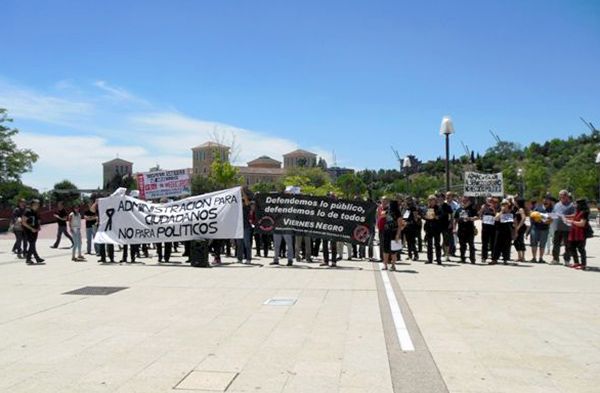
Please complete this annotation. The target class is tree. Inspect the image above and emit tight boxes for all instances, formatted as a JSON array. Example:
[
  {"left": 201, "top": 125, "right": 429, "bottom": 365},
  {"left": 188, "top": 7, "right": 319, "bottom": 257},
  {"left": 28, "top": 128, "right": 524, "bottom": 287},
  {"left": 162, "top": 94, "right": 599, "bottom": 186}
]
[
  {"left": 52, "top": 180, "right": 80, "bottom": 205},
  {"left": 296, "top": 157, "right": 308, "bottom": 168},
  {"left": 0, "top": 181, "right": 40, "bottom": 208},
  {"left": 336, "top": 173, "right": 367, "bottom": 198},
  {"left": 251, "top": 181, "right": 284, "bottom": 194},
  {"left": 0, "top": 108, "right": 39, "bottom": 183},
  {"left": 210, "top": 155, "right": 243, "bottom": 189},
  {"left": 191, "top": 175, "right": 218, "bottom": 195},
  {"left": 317, "top": 157, "right": 328, "bottom": 170},
  {"left": 106, "top": 174, "right": 137, "bottom": 193}
]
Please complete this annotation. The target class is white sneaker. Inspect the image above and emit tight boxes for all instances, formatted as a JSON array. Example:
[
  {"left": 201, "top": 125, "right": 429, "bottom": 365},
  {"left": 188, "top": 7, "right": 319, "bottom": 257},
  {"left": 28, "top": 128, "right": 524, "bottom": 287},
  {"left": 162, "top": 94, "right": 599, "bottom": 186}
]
[{"left": 243, "top": 259, "right": 250, "bottom": 264}]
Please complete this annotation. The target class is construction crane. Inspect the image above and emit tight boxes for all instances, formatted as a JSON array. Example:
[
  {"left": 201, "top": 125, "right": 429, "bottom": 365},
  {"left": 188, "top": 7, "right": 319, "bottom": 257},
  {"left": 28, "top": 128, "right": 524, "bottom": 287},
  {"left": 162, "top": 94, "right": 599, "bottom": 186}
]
[
  {"left": 391, "top": 146, "right": 402, "bottom": 171},
  {"left": 489, "top": 130, "right": 501, "bottom": 143},
  {"left": 580, "top": 117, "right": 598, "bottom": 132}
]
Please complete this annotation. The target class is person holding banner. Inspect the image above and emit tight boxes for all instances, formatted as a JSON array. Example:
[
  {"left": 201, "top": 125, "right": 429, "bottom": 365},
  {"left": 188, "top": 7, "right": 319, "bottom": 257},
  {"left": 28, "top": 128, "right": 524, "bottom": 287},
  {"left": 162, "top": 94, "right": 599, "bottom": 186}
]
[{"left": 236, "top": 190, "right": 253, "bottom": 264}]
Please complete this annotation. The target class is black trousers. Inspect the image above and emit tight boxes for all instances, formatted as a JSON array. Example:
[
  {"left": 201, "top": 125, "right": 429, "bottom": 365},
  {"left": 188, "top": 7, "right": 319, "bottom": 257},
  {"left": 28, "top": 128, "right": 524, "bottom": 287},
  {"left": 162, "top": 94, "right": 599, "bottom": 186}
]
[
  {"left": 156, "top": 242, "right": 172, "bottom": 262},
  {"left": 53, "top": 225, "right": 73, "bottom": 247},
  {"left": 210, "top": 239, "right": 223, "bottom": 260},
  {"left": 552, "top": 230, "right": 571, "bottom": 262},
  {"left": 458, "top": 231, "right": 476, "bottom": 262},
  {"left": 122, "top": 245, "right": 139, "bottom": 262},
  {"left": 481, "top": 225, "right": 496, "bottom": 261},
  {"left": 312, "top": 238, "right": 321, "bottom": 257},
  {"left": 425, "top": 230, "right": 441, "bottom": 263},
  {"left": 25, "top": 231, "right": 40, "bottom": 261},
  {"left": 322, "top": 239, "right": 337, "bottom": 264},
  {"left": 493, "top": 230, "right": 512, "bottom": 262},
  {"left": 99, "top": 244, "right": 115, "bottom": 262},
  {"left": 417, "top": 222, "right": 423, "bottom": 252},
  {"left": 569, "top": 240, "right": 586, "bottom": 266},
  {"left": 405, "top": 226, "right": 419, "bottom": 259}
]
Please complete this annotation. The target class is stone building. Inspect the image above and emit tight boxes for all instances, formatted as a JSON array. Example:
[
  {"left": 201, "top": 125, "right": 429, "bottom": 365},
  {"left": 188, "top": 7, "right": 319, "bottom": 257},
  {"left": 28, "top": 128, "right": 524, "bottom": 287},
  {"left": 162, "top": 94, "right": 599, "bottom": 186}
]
[
  {"left": 237, "top": 156, "right": 285, "bottom": 186},
  {"left": 191, "top": 142, "right": 230, "bottom": 176}
]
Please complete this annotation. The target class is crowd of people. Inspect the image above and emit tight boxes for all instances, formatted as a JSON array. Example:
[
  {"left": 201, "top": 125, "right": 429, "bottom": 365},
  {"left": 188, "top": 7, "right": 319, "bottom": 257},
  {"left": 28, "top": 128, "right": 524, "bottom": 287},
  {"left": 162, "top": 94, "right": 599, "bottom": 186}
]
[
  {"left": 377, "top": 190, "right": 593, "bottom": 270},
  {"left": 6, "top": 189, "right": 595, "bottom": 271}
]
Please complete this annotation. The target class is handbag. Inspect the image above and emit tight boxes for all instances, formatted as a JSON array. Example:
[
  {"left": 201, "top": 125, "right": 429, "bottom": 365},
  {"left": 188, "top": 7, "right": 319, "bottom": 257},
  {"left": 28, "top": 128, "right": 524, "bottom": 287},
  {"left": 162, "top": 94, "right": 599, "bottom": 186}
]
[
  {"left": 585, "top": 223, "right": 594, "bottom": 239},
  {"left": 391, "top": 239, "right": 403, "bottom": 251}
]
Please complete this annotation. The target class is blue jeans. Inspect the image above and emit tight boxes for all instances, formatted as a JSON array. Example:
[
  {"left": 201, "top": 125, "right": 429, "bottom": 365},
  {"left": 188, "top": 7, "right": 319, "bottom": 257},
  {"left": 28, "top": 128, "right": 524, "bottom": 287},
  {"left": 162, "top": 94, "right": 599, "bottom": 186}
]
[
  {"left": 86, "top": 226, "right": 97, "bottom": 254},
  {"left": 236, "top": 227, "right": 253, "bottom": 262}
]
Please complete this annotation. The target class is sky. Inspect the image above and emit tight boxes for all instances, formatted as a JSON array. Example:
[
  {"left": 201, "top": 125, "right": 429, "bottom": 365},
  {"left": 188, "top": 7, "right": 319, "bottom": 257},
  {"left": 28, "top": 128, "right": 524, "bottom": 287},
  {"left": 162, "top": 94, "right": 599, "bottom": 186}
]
[{"left": 1, "top": 0, "right": 599, "bottom": 190}]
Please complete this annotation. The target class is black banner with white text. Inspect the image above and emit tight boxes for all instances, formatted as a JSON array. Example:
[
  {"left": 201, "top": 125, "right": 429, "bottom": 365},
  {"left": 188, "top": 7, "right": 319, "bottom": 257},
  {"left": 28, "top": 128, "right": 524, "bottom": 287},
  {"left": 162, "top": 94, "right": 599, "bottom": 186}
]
[{"left": 254, "top": 194, "right": 376, "bottom": 245}]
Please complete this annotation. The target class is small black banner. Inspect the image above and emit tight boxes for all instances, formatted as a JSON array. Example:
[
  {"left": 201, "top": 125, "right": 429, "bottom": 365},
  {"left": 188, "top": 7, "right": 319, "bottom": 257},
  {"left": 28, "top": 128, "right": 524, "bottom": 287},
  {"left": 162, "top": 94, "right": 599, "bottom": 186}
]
[{"left": 254, "top": 194, "right": 377, "bottom": 245}]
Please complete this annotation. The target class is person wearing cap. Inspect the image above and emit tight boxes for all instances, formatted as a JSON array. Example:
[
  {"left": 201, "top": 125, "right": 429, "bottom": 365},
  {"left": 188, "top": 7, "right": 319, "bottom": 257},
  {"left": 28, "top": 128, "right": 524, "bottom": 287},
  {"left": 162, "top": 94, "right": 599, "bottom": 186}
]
[
  {"left": 565, "top": 199, "right": 590, "bottom": 270},
  {"left": 491, "top": 199, "right": 514, "bottom": 265},
  {"left": 423, "top": 195, "right": 443, "bottom": 265},
  {"left": 21, "top": 199, "right": 44, "bottom": 264},
  {"left": 551, "top": 190, "right": 575, "bottom": 265}
]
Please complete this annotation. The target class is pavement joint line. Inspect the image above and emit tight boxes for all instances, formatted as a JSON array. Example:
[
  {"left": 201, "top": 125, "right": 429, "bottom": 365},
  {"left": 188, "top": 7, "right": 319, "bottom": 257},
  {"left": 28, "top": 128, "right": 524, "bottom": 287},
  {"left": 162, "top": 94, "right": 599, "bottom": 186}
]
[
  {"left": 0, "top": 296, "right": 89, "bottom": 326},
  {"left": 379, "top": 264, "right": 415, "bottom": 352}
]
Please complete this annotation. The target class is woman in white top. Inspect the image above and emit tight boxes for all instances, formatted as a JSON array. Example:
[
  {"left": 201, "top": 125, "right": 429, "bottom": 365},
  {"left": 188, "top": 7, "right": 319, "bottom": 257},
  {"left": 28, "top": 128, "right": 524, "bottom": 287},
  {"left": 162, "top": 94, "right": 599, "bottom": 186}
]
[{"left": 69, "top": 205, "right": 86, "bottom": 262}]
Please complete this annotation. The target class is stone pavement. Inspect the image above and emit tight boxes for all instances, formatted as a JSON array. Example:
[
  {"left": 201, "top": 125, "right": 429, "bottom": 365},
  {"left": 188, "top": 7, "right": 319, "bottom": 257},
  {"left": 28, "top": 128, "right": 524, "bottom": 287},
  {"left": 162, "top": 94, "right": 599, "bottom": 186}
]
[{"left": 0, "top": 227, "right": 599, "bottom": 393}]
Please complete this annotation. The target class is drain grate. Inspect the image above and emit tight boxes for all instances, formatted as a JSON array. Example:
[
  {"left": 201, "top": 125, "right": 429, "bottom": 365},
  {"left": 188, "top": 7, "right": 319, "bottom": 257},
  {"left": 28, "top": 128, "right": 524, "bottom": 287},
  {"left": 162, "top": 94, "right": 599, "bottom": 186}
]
[
  {"left": 263, "top": 298, "right": 297, "bottom": 306},
  {"left": 63, "top": 286, "right": 129, "bottom": 296}
]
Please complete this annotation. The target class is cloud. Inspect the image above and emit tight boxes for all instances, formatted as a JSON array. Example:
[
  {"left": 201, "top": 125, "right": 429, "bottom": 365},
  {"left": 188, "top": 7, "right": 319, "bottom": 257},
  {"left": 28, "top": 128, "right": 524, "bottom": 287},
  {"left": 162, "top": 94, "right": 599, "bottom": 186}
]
[
  {"left": 3, "top": 78, "right": 333, "bottom": 189},
  {"left": 0, "top": 79, "right": 93, "bottom": 126},
  {"left": 130, "top": 111, "right": 302, "bottom": 165},
  {"left": 93, "top": 80, "right": 149, "bottom": 105}
]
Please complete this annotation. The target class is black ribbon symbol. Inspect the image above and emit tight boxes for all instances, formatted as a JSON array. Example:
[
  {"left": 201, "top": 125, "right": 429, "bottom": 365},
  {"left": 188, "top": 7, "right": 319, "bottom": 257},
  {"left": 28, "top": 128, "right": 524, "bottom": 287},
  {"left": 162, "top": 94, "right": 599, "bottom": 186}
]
[{"left": 104, "top": 208, "right": 115, "bottom": 231}]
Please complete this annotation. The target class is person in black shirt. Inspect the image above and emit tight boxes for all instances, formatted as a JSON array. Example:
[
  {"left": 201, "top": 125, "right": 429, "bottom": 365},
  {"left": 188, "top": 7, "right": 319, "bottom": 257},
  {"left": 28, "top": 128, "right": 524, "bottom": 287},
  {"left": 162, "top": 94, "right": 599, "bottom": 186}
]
[
  {"left": 51, "top": 201, "right": 73, "bottom": 248},
  {"left": 403, "top": 197, "right": 420, "bottom": 261},
  {"left": 423, "top": 195, "right": 443, "bottom": 264},
  {"left": 11, "top": 199, "right": 28, "bottom": 258},
  {"left": 83, "top": 202, "right": 98, "bottom": 255},
  {"left": 492, "top": 199, "right": 514, "bottom": 264},
  {"left": 453, "top": 196, "right": 479, "bottom": 263},
  {"left": 438, "top": 195, "right": 454, "bottom": 261},
  {"left": 479, "top": 197, "right": 497, "bottom": 263},
  {"left": 21, "top": 199, "right": 44, "bottom": 264}
]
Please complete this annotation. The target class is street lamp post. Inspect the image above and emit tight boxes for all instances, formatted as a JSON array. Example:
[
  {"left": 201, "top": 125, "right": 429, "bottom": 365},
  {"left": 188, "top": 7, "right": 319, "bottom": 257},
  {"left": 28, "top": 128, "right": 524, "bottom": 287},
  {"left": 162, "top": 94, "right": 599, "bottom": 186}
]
[
  {"left": 440, "top": 116, "right": 455, "bottom": 192},
  {"left": 595, "top": 152, "right": 600, "bottom": 203},
  {"left": 517, "top": 168, "right": 524, "bottom": 197},
  {"left": 403, "top": 156, "right": 412, "bottom": 194}
]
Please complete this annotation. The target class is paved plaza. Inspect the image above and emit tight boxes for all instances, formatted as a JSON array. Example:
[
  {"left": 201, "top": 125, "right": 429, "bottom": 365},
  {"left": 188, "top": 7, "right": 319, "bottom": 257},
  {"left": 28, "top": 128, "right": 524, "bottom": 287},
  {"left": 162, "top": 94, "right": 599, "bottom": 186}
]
[{"left": 1, "top": 225, "right": 599, "bottom": 393}]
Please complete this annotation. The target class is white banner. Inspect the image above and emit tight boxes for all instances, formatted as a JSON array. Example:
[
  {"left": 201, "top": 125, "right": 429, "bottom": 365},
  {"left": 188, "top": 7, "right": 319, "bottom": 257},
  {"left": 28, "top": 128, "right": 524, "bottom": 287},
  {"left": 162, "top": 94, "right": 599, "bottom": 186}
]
[
  {"left": 136, "top": 169, "right": 191, "bottom": 200},
  {"left": 94, "top": 187, "right": 243, "bottom": 245},
  {"left": 464, "top": 172, "right": 504, "bottom": 197}
]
